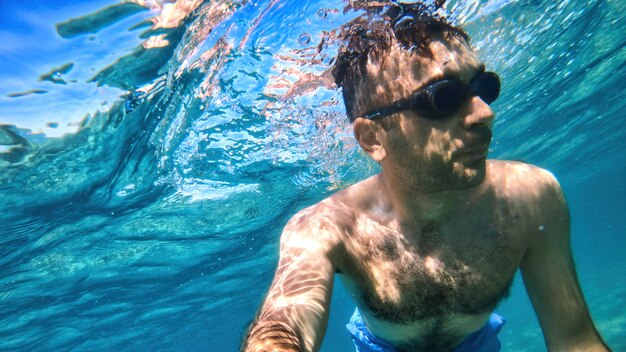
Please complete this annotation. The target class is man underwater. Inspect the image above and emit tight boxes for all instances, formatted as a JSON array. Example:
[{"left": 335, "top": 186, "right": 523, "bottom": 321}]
[{"left": 242, "top": 2, "right": 610, "bottom": 351}]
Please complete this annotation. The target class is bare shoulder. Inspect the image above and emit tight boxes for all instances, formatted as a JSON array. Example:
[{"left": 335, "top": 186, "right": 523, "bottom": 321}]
[
  {"left": 487, "top": 159, "right": 563, "bottom": 201},
  {"left": 486, "top": 160, "right": 568, "bottom": 239},
  {"left": 280, "top": 181, "right": 368, "bottom": 266},
  {"left": 283, "top": 175, "right": 377, "bottom": 238}
]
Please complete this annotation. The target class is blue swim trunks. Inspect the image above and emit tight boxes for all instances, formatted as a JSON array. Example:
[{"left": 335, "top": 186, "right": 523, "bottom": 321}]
[{"left": 346, "top": 309, "right": 505, "bottom": 352}]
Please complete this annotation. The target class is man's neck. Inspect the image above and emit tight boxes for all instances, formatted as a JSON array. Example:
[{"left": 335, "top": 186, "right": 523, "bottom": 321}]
[{"left": 377, "top": 171, "right": 465, "bottom": 226}]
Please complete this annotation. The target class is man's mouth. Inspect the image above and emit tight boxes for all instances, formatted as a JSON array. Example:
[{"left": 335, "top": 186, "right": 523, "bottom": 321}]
[
  {"left": 465, "top": 126, "right": 492, "bottom": 147},
  {"left": 455, "top": 126, "right": 492, "bottom": 158},
  {"left": 455, "top": 147, "right": 489, "bottom": 163}
]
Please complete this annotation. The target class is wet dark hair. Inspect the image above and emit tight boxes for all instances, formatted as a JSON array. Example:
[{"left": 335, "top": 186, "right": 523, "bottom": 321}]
[{"left": 332, "top": 1, "right": 469, "bottom": 122}]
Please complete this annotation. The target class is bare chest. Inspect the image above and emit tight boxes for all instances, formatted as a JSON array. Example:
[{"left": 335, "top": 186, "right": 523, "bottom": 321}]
[{"left": 343, "top": 218, "right": 523, "bottom": 324}]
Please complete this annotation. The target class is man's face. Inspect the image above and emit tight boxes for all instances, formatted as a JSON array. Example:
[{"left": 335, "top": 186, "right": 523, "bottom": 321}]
[{"left": 364, "top": 35, "right": 495, "bottom": 192}]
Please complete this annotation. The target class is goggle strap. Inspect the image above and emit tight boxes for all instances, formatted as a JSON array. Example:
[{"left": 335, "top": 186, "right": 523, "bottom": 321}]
[{"left": 361, "top": 105, "right": 404, "bottom": 120}]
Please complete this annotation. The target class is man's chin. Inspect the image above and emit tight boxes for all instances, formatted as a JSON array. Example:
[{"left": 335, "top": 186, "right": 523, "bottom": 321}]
[{"left": 454, "top": 159, "right": 487, "bottom": 189}]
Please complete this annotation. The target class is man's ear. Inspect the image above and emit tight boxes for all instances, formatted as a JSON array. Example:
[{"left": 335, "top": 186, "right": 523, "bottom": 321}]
[{"left": 353, "top": 117, "right": 387, "bottom": 162}]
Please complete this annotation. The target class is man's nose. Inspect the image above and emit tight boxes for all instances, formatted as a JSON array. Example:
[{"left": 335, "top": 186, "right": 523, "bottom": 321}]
[{"left": 462, "top": 96, "right": 495, "bottom": 128}]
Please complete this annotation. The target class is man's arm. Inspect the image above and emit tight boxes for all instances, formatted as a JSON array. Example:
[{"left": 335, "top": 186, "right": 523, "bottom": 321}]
[
  {"left": 520, "top": 170, "right": 610, "bottom": 351},
  {"left": 242, "top": 210, "right": 342, "bottom": 352}
]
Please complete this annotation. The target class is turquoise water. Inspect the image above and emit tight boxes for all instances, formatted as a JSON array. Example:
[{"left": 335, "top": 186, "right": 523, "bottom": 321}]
[{"left": 0, "top": 0, "right": 624, "bottom": 351}]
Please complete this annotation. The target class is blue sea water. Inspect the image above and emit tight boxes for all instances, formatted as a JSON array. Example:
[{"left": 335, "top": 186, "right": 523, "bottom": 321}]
[{"left": 0, "top": 0, "right": 624, "bottom": 351}]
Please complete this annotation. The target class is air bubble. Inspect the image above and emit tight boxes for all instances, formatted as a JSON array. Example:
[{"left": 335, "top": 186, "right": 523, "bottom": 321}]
[{"left": 298, "top": 33, "right": 311, "bottom": 45}]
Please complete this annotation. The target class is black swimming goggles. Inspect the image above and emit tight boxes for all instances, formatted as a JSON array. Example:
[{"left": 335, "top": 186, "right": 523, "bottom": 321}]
[{"left": 361, "top": 71, "right": 501, "bottom": 120}]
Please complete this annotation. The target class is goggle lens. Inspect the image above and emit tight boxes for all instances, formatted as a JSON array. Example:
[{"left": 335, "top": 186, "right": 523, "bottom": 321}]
[
  {"left": 432, "top": 83, "right": 465, "bottom": 115},
  {"left": 431, "top": 73, "right": 501, "bottom": 116},
  {"left": 476, "top": 72, "right": 500, "bottom": 104}
]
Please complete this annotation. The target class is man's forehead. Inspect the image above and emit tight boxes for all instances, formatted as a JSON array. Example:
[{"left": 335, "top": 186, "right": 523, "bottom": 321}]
[
  {"left": 423, "top": 38, "right": 482, "bottom": 78},
  {"left": 366, "top": 36, "right": 482, "bottom": 98}
]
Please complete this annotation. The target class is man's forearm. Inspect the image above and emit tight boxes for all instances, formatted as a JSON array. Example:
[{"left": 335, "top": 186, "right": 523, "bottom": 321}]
[
  {"left": 546, "top": 328, "right": 612, "bottom": 352},
  {"left": 242, "top": 319, "right": 305, "bottom": 352},
  {"left": 548, "top": 343, "right": 612, "bottom": 352}
]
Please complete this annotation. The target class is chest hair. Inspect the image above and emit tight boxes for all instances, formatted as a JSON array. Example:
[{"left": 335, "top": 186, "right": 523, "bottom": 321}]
[{"left": 355, "top": 220, "right": 517, "bottom": 323}]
